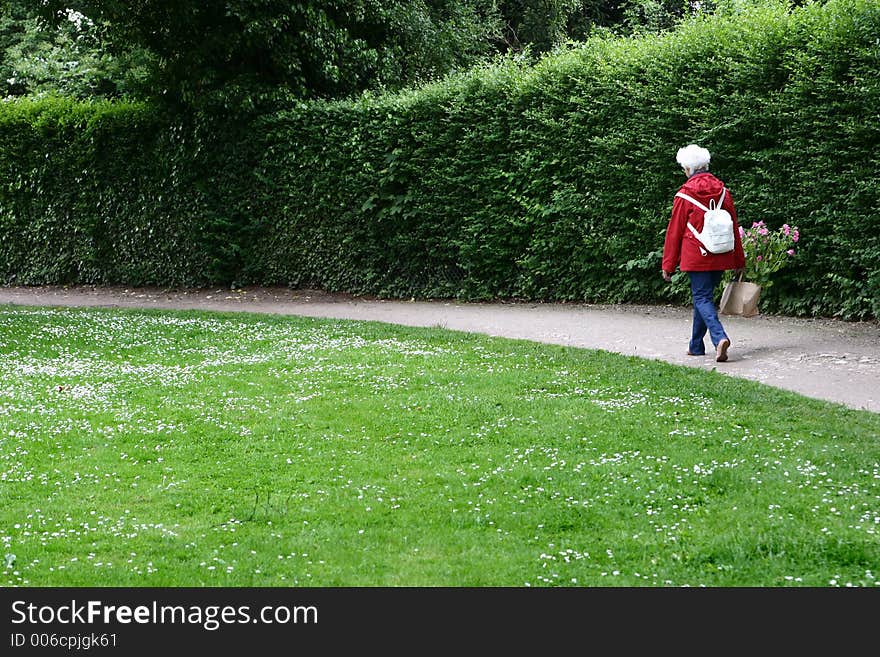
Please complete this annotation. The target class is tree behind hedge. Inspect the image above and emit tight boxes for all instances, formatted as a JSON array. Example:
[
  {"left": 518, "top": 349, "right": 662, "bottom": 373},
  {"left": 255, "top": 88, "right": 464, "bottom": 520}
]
[
  {"left": 27, "top": 1, "right": 709, "bottom": 107},
  {"left": 36, "top": 1, "right": 504, "bottom": 110},
  {"left": 0, "top": 4, "right": 155, "bottom": 100}
]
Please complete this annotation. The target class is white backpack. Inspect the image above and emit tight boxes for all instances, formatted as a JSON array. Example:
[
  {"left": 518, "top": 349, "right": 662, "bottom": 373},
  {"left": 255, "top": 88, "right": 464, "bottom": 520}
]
[{"left": 675, "top": 187, "right": 734, "bottom": 255}]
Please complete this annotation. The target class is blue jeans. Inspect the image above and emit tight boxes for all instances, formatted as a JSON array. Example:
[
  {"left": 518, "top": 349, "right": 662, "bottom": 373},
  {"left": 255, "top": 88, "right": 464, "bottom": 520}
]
[{"left": 687, "top": 271, "right": 729, "bottom": 355}]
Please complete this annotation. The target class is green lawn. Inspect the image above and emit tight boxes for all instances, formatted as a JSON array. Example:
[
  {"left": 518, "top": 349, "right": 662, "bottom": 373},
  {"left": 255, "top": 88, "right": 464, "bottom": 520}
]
[{"left": 1, "top": 304, "right": 878, "bottom": 587}]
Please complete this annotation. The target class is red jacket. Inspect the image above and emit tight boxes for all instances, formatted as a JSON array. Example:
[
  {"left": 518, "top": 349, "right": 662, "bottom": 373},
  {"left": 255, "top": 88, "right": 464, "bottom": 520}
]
[{"left": 662, "top": 171, "right": 746, "bottom": 273}]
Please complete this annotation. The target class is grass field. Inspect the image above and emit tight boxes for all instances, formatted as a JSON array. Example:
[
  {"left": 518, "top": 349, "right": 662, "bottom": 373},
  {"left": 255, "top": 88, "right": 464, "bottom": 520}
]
[{"left": 1, "top": 304, "right": 878, "bottom": 587}]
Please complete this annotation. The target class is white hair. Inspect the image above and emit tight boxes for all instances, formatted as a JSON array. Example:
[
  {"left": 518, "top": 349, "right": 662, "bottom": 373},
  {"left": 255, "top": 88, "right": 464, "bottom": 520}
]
[{"left": 676, "top": 144, "right": 711, "bottom": 172}]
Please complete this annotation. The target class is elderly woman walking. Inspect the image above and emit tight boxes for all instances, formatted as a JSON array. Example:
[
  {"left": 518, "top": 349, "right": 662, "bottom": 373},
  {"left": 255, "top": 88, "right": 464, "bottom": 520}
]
[{"left": 662, "top": 144, "right": 745, "bottom": 362}]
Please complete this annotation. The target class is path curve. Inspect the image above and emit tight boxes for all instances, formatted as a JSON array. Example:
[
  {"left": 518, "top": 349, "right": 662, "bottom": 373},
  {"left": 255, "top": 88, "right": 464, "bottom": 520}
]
[{"left": 1, "top": 285, "right": 878, "bottom": 414}]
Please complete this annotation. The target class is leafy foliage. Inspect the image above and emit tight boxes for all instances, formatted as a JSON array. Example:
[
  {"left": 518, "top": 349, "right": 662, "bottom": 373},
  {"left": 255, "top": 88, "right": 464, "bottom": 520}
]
[
  {"left": 0, "top": 97, "right": 256, "bottom": 285},
  {"left": 246, "top": 0, "right": 880, "bottom": 318},
  {"left": 731, "top": 221, "right": 800, "bottom": 290},
  {"left": 0, "top": 5, "right": 154, "bottom": 100},
  {"left": 36, "top": 1, "right": 503, "bottom": 109},
  {"left": 1, "top": 0, "right": 877, "bottom": 319},
  {"left": 497, "top": 0, "right": 693, "bottom": 54},
  {"left": 19, "top": 1, "right": 713, "bottom": 107}
]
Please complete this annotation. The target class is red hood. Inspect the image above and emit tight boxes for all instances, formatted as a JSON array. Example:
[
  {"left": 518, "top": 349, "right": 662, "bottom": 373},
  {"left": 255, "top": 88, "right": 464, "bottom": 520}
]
[{"left": 679, "top": 172, "right": 726, "bottom": 207}]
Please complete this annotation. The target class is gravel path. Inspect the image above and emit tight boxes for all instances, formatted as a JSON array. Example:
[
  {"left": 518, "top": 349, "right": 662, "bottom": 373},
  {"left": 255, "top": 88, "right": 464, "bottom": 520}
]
[{"left": 1, "top": 284, "right": 878, "bottom": 414}]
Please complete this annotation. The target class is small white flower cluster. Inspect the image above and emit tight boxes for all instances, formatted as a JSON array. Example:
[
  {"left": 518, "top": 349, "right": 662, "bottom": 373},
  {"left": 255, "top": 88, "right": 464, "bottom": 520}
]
[{"left": 63, "top": 9, "right": 93, "bottom": 31}]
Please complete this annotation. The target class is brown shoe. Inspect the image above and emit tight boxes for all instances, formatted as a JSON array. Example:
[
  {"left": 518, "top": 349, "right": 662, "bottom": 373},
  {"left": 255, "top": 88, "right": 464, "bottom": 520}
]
[{"left": 715, "top": 338, "right": 730, "bottom": 362}]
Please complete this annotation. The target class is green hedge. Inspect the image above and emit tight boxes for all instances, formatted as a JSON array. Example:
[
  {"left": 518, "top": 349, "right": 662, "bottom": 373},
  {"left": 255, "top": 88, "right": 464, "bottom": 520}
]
[
  {"left": 2, "top": 0, "right": 878, "bottom": 319},
  {"left": 249, "top": 0, "right": 880, "bottom": 318},
  {"left": 0, "top": 97, "right": 256, "bottom": 286}
]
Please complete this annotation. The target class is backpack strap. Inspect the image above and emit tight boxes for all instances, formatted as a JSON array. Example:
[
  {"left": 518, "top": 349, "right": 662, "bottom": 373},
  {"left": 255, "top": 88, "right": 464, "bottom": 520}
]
[
  {"left": 675, "top": 187, "right": 727, "bottom": 212},
  {"left": 686, "top": 224, "right": 709, "bottom": 256},
  {"left": 676, "top": 192, "right": 709, "bottom": 256},
  {"left": 675, "top": 191, "right": 709, "bottom": 212}
]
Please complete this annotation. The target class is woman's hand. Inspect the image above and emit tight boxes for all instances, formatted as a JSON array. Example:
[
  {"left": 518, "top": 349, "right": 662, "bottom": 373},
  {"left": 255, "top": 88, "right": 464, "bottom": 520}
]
[{"left": 661, "top": 270, "right": 673, "bottom": 282}]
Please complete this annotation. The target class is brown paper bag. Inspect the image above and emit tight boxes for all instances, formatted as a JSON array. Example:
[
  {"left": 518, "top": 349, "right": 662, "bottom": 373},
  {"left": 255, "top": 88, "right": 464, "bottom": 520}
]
[{"left": 720, "top": 279, "right": 761, "bottom": 317}]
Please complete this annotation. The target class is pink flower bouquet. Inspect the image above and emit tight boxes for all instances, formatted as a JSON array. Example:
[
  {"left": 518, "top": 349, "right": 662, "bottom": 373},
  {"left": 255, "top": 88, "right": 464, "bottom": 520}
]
[{"left": 737, "top": 221, "right": 800, "bottom": 290}]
